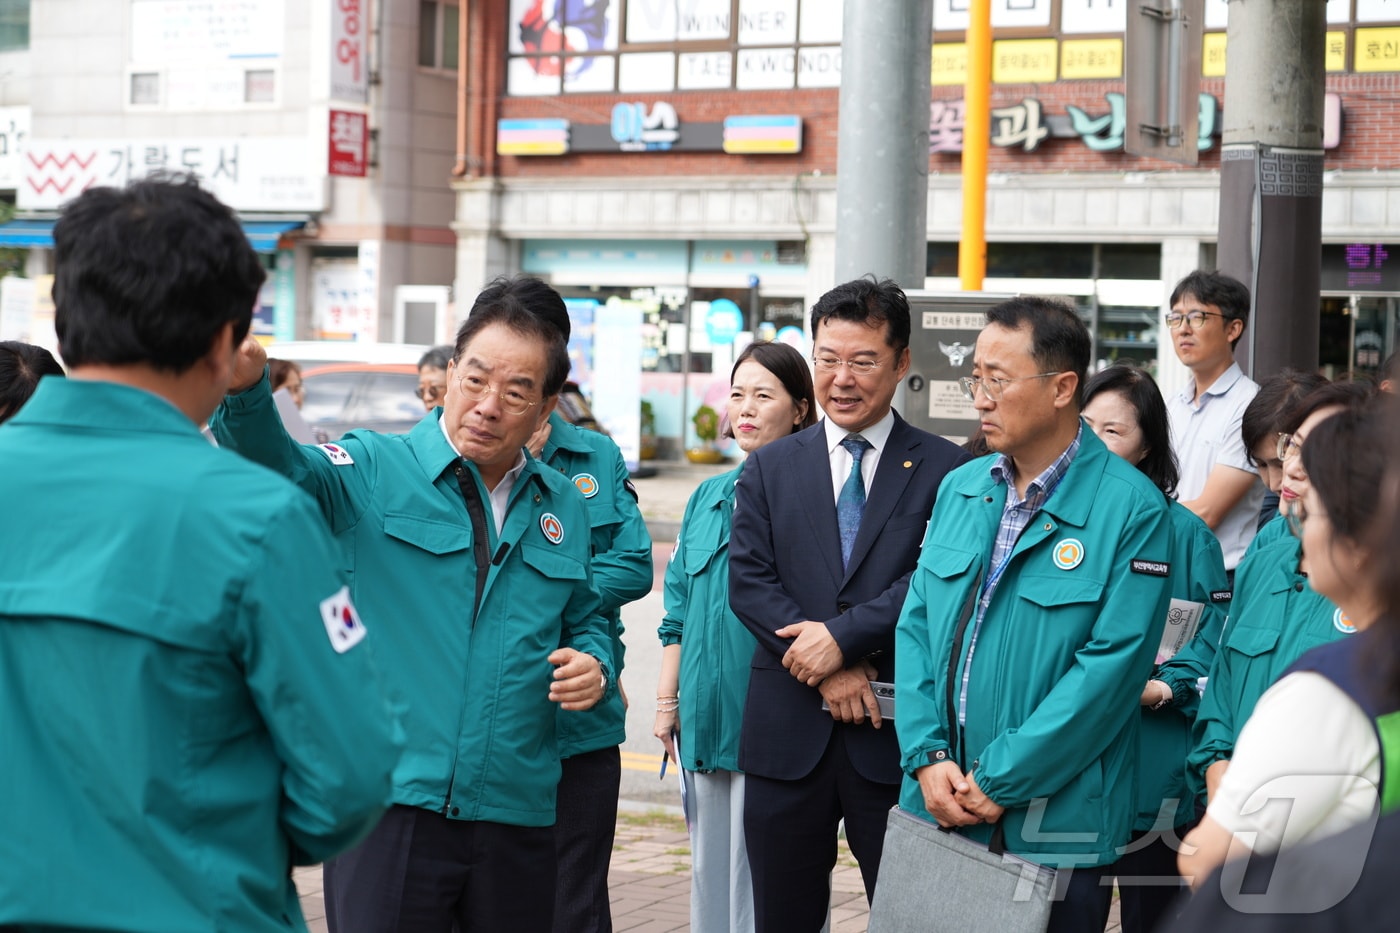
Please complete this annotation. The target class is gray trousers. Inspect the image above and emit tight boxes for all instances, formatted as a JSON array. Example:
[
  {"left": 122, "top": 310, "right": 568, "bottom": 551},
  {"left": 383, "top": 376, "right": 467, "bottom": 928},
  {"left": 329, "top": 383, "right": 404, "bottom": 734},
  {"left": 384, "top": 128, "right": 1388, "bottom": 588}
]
[{"left": 683, "top": 768, "right": 756, "bottom": 933}]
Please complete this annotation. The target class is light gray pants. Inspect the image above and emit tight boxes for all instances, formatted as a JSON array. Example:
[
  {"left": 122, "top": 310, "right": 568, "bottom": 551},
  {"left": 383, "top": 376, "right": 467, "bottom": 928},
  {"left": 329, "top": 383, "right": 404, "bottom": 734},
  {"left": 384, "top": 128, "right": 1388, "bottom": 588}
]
[{"left": 683, "top": 768, "right": 755, "bottom": 933}]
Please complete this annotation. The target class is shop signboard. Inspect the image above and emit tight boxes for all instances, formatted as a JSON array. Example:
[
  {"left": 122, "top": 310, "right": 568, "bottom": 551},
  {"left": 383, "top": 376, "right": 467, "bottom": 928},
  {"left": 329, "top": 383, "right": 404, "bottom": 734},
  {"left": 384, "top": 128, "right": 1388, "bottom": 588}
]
[
  {"left": 0, "top": 106, "right": 28, "bottom": 190},
  {"left": 20, "top": 137, "right": 325, "bottom": 211},
  {"left": 331, "top": 0, "right": 369, "bottom": 104},
  {"left": 329, "top": 110, "right": 369, "bottom": 177},
  {"left": 498, "top": 109, "right": 802, "bottom": 155}
]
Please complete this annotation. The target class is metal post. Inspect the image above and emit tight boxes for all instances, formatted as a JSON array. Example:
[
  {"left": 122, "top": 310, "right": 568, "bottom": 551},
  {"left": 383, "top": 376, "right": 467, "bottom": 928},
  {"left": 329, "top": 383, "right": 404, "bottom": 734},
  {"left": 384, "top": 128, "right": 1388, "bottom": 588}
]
[
  {"left": 1215, "top": 0, "right": 1326, "bottom": 378},
  {"left": 834, "top": 0, "right": 934, "bottom": 289},
  {"left": 959, "top": 0, "right": 991, "bottom": 290}
]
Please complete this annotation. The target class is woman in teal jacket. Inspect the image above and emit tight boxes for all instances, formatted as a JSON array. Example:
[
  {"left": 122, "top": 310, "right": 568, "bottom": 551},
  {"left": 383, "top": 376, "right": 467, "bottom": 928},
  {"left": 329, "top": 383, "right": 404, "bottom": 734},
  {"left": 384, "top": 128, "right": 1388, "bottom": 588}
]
[
  {"left": 654, "top": 341, "right": 815, "bottom": 933},
  {"left": 1081, "top": 365, "right": 1230, "bottom": 933},
  {"left": 1188, "top": 382, "right": 1375, "bottom": 803}
]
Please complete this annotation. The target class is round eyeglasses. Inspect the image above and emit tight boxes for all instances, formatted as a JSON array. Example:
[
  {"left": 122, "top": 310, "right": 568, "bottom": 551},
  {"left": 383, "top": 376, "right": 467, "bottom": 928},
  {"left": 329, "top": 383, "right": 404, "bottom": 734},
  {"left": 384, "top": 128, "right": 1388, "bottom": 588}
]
[
  {"left": 958, "top": 372, "right": 1062, "bottom": 402},
  {"left": 456, "top": 372, "right": 540, "bottom": 416}
]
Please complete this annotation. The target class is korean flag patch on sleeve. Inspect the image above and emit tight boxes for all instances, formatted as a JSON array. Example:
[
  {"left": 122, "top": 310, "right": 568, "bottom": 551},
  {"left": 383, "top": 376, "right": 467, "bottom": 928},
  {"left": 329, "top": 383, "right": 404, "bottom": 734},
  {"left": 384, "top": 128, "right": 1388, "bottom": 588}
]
[
  {"left": 317, "top": 443, "right": 355, "bottom": 466},
  {"left": 320, "top": 585, "right": 367, "bottom": 654}
]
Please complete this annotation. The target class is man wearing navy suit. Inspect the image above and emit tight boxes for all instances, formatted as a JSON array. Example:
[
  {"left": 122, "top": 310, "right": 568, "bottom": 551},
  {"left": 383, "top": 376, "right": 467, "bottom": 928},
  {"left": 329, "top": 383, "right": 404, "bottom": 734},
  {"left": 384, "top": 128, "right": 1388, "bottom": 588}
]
[{"left": 729, "top": 277, "right": 970, "bottom": 932}]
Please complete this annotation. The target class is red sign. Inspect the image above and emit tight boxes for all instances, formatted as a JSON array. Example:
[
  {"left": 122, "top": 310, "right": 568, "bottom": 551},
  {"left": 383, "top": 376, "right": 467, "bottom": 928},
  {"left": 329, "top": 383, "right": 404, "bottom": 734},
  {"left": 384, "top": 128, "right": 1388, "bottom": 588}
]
[{"left": 328, "top": 110, "right": 368, "bottom": 177}]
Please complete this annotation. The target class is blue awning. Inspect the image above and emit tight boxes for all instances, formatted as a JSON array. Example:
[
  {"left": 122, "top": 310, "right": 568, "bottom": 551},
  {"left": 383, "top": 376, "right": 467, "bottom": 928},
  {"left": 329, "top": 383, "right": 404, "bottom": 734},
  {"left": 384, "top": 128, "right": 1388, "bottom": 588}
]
[
  {"left": 242, "top": 220, "right": 306, "bottom": 252},
  {"left": 0, "top": 217, "right": 307, "bottom": 251},
  {"left": 0, "top": 219, "right": 57, "bottom": 248}
]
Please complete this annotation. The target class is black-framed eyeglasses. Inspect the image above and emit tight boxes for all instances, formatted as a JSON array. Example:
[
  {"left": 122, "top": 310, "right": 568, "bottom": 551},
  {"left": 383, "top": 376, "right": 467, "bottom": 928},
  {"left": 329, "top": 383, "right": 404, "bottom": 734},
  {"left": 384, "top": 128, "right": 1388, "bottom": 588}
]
[
  {"left": 456, "top": 371, "right": 540, "bottom": 416},
  {"left": 958, "top": 372, "right": 1062, "bottom": 402},
  {"left": 1165, "top": 310, "right": 1226, "bottom": 330}
]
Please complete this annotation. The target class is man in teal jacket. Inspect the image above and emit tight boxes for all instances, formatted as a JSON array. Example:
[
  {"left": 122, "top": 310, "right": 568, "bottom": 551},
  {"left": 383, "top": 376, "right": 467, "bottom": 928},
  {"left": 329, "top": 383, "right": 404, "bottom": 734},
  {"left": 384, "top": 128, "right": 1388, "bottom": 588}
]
[
  {"left": 212, "top": 295, "right": 612, "bottom": 932},
  {"left": 0, "top": 177, "right": 399, "bottom": 933},
  {"left": 896, "top": 297, "right": 1171, "bottom": 933}
]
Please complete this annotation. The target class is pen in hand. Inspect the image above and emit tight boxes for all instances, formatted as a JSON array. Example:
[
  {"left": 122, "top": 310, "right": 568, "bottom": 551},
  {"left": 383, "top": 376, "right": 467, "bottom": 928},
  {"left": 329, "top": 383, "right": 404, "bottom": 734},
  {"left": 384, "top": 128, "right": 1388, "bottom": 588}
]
[{"left": 659, "top": 752, "right": 669, "bottom": 780}]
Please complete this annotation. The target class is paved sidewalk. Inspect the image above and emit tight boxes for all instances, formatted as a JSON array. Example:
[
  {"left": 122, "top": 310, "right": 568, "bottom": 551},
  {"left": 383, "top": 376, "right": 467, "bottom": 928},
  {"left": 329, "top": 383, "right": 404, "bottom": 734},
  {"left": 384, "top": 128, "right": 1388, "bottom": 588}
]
[
  {"left": 291, "top": 805, "right": 874, "bottom": 933},
  {"left": 292, "top": 805, "right": 1125, "bottom": 931}
]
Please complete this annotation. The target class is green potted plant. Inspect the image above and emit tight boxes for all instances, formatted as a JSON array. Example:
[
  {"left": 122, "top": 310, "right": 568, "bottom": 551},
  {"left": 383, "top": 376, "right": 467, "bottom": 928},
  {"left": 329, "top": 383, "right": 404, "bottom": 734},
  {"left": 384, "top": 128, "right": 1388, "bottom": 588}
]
[
  {"left": 686, "top": 404, "right": 726, "bottom": 464},
  {"left": 639, "top": 399, "right": 658, "bottom": 461}
]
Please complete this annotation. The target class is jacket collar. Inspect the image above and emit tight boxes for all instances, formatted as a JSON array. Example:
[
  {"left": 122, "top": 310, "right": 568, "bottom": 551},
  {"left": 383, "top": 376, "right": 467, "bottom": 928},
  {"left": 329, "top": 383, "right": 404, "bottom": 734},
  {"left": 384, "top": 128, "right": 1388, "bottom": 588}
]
[
  {"left": 542, "top": 410, "right": 591, "bottom": 458},
  {"left": 13, "top": 377, "right": 203, "bottom": 437},
  {"left": 408, "top": 408, "right": 547, "bottom": 491},
  {"left": 949, "top": 419, "right": 1109, "bottom": 530}
]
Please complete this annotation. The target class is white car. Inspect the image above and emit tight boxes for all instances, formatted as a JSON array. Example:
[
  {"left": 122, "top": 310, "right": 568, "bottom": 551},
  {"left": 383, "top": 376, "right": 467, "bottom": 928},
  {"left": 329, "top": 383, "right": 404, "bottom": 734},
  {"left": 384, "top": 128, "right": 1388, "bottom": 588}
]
[{"left": 264, "top": 340, "right": 434, "bottom": 368}]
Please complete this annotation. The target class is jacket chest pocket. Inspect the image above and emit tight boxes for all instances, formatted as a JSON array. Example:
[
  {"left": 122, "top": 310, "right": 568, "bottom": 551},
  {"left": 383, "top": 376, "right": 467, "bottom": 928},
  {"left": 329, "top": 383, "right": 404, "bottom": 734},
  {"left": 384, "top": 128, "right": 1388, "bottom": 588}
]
[
  {"left": 683, "top": 545, "right": 723, "bottom": 578},
  {"left": 1016, "top": 575, "right": 1106, "bottom": 639},
  {"left": 519, "top": 542, "right": 588, "bottom": 588},
  {"left": 1222, "top": 624, "right": 1279, "bottom": 660},
  {"left": 923, "top": 545, "right": 978, "bottom": 582},
  {"left": 382, "top": 512, "right": 472, "bottom": 555}
]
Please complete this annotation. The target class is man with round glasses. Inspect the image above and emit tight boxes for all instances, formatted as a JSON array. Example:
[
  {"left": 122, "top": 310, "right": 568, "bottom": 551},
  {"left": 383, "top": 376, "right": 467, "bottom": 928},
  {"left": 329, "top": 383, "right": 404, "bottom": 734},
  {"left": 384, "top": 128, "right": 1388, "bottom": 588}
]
[
  {"left": 1164, "top": 270, "right": 1263, "bottom": 579},
  {"left": 211, "top": 282, "right": 613, "bottom": 932}
]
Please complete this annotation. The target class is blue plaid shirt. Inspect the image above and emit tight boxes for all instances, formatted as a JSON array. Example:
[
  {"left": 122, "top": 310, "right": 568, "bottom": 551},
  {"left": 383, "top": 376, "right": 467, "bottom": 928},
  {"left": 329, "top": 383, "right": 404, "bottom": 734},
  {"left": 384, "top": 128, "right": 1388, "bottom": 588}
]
[{"left": 957, "top": 425, "right": 1083, "bottom": 727}]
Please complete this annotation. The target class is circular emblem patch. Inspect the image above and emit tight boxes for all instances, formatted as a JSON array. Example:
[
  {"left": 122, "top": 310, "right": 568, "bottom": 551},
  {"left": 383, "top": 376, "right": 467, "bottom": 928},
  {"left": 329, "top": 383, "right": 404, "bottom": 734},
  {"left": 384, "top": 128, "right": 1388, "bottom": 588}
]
[
  {"left": 540, "top": 512, "right": 564, "bottom": 545},
  {"left": 1052, "top": 538, "right": 1085, "bottom": 570},
  {"left": 1334, "top": 608, "right": 1357, "bottom": 635},
  {"left": 573, "top": 473, "right": 599, "bottom": 498}
]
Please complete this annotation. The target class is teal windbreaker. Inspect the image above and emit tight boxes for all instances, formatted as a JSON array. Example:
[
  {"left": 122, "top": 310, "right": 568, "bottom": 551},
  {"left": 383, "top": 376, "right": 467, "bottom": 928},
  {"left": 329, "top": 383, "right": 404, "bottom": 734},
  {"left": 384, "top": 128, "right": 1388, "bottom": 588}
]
[
  {"left": 0, "top": 379, "right": 398, "bottom": 932},
  {"left": 896, "top": 428, "right": 1172, "bottom": 869},
  {"left": 541, "top": 411, "right": 653, "bottom": 757},
  {"left": 212, "top": 374, "right": 613, "bottom": 828},
  {"left": 657, "top": 464, "right": 755, "bottom": 773}
]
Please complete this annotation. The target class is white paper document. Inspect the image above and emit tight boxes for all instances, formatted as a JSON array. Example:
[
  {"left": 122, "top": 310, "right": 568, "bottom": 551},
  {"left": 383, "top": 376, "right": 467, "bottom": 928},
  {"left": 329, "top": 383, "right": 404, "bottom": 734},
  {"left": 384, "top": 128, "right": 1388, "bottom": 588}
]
[{"left": 1157, "top": 599, "right": 1204, "bottom": 664}]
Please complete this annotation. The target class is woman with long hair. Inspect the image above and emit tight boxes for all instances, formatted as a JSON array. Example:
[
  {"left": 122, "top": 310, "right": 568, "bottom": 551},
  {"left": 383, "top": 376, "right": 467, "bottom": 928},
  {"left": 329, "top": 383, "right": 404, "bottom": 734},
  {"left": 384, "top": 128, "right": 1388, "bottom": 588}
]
[{"left": 653, "top": 341, "right": 816, "bottom": 933}]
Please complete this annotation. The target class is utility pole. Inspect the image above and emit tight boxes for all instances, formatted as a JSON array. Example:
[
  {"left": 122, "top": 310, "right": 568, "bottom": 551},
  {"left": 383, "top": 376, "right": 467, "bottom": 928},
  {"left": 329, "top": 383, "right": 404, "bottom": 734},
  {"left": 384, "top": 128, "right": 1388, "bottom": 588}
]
[
  {"left": 834, "top": 1, "right": 934, "bottom": 289},
  {"left": 1215, "top": 0, "right": 1326, "bottom": 377},
  {"left": 959, "top": 0, "right": 991, "bottom": 290}
]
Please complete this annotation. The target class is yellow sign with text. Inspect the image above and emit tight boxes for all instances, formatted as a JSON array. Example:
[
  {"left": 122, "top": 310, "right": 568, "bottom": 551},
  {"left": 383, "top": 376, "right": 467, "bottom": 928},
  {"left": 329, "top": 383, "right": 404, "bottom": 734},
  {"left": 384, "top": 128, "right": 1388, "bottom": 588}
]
[
  {"left": 993, "top": 39, "right": 1058, "bottom": 84},
  {"left": 1061, "top": 39, "right": 1123, "bottom": 80},
  {"left": 932, "top": 43, "right": 968, "bottom": 86},
  {"left": 1326, "top": 31, "right": 1346, "bottom": 72},
  {"left": 1356, "top": 28, "right": 1400, "bottom": 73},
  {"left": 1202, "top": 33, "right": 1226, "bottom": 77}
]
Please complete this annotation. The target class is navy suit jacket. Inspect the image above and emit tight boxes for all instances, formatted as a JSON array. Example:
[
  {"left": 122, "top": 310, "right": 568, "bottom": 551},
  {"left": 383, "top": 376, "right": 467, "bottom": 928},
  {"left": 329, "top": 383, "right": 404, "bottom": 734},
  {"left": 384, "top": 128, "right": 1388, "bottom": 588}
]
[{"left": 729, "top": 413, "right": 969, "bottom": 784}]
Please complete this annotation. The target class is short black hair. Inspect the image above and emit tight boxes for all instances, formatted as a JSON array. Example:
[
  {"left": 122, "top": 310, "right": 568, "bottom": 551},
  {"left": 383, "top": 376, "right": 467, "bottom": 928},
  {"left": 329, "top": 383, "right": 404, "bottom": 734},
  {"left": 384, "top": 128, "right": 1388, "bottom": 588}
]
[
  {"left": 1241, "top": 369, "right": 1329, "bottom": 465},
  {"left": 469, "top": 275, "right": 571, "bottom": 342},
  {"left": 1170, "top": 270, "right": 1250, "bottom": 349},
  {"left": 456, "top": 297, "right": 570, "bottom": 397},
  {"left": 984, "top": 296, "right": 1091, "bottom": 409},
  {"left": 810, "top": 276, "right": 911, "bottom": 354},
  {"left": 52, "top": 175, "right": 265, "bottom": 372},
  {"left": 722, "top": 341, "right": 817, "bottom": 439},
  {"left": 0, "top": 340, "right": 64, "bottom": 424},
  {"left": 1083, "top": 363, "right": 1179, "bottom": 497},
  {"left": 418, "top": 344, "right": 453, "bottom": 371}
]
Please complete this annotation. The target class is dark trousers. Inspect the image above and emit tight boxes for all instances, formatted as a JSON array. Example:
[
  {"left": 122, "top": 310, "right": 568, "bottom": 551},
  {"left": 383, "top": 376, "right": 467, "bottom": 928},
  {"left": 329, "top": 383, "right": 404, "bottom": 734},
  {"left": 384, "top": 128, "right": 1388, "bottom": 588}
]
[
  {"left": 1116, "top": 825, "right": 1194, "bottom": 933},
  {"left": 744, "top": 727, "right": 899, "bottom": 933},
  {"left": 1046, "top": 863, "right": 1116, "bottom": 933},
  {"left": 324, "top": 804, "right": 556, "bottom": 933},
  {"left": 552, "top": 746, "right": 622, "bottom": 933}
]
